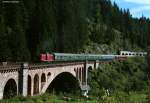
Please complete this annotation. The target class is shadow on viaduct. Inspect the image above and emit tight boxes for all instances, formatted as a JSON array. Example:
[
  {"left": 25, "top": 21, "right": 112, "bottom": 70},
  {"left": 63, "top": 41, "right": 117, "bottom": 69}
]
[{"left": 0, "top": 61, "right": 100, "bottom": 99}]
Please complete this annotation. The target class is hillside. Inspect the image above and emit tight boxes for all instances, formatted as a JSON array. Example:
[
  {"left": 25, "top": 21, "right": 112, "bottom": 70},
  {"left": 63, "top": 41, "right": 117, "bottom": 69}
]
[
  {"left": 0, "top": 0, "right": 150, "bottom": 61},
  {"left": 1, "top": 0, "right": 150, "bottom": 102}
]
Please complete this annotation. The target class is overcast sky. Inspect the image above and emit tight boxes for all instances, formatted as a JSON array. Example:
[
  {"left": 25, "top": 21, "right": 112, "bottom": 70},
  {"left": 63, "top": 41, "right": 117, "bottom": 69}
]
[{"left": 110, "top": 0, "right": 150, "bottom": 18}]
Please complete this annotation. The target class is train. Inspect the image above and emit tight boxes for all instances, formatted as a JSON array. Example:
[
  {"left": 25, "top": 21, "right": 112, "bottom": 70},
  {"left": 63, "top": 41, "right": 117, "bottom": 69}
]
[
  {"left": 40, "top": 52, "right": 127, "bottom": 62},
  {"left": 120, "top": 51, "right": 147, "bottom": 57},
  {"left": 40, "top": 51, "right": 147, "bottom": 62}
]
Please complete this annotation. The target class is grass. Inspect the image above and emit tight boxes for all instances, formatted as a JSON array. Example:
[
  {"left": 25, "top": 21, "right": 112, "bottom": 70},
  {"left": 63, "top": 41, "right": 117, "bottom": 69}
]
[
  {"left": 0, "top": 93, "right": 97, "bottom": 103},
  {"left": 0, "top": 92, "right": 147, "bottom": 103}
]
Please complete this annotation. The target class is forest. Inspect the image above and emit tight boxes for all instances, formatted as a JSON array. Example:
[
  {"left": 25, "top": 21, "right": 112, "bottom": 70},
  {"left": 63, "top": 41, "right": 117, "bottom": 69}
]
[
  {"left": 1, "top": 0, "right": 150, "bottom": 103},
  {"left": 0, "top": 0, "right": 150, "bottom": 62}
]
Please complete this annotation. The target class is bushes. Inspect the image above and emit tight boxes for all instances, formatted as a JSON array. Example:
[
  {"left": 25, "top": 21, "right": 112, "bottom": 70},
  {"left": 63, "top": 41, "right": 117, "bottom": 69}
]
[
  {"left": 0, "top": 93, "right": 99, "bottom": 103},
  {"left": 89, "top": 57, "right": 149, "bottom": 96}
]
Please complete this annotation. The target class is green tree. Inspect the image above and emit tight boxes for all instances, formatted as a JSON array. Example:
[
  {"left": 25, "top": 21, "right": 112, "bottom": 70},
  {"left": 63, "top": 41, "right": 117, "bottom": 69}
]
[{"left": 3, "top": 0, "right": 30, "bottom": 61}]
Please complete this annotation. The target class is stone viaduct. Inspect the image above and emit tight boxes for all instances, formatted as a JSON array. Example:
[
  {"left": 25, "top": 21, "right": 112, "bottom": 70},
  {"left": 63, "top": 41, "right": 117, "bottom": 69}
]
[{"left": 0, "top": 61, "right": 100, "bottom": 99}]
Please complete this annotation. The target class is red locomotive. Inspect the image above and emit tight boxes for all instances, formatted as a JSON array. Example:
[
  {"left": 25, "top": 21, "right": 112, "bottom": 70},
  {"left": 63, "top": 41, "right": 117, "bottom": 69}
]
[{"left": 40, "top": 53, "right": 54, "bottom": 62}]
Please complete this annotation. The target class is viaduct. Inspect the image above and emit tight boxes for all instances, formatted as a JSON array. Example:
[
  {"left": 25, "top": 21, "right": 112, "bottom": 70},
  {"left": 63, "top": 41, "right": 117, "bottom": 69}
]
[{"left": 0, "top": 61, "right": 100, "bottom": 99}]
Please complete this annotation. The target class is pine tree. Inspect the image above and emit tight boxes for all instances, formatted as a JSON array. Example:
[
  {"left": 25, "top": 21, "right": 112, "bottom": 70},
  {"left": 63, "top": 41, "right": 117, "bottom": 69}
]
[
  {"left": 0, "top": 17, "right": 11, "bottom": 61},
  {"left": 3, "top": 0, "right": 30, "bottom": 61}
]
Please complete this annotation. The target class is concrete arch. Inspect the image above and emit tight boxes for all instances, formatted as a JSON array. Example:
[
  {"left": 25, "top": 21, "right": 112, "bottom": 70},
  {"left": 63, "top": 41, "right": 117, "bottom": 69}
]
[
  {"left": 82, "top": 67, "right": 86, "bottom": 83},
  {"left": 76, "top": 68, "right": 79, "bottom": 79},
  {"left": 74, "top": 68, "right": 78, "bottom": 79},
  {"left": 46, "top": 72, "right": 80, "bottom": 94},
  {"left": 33, "top": 74, "right": 39, "bottom": 95},
  {"left": 47, "top": 72, "right": 51, "bottom": 76},
  {"left": 41, "top": 73, "right": 46, "bottom": 90},
  {"left": 74, "top": 68, "right": 76, "bottom": 72},
  {"left": 47, "top": 72, "right": 51, "bottom": 81},
  {"left": 79, "top": 68, "right": 81, "bottom": 81},
  {"left": 88, "top": 66, "right": 93, "bottom": 71},
  {"left": 27, "top": 75, "right": 32, "bottom": 96},
  {"left": 3, "top": 79, "right": 17, "bottom": 99}
]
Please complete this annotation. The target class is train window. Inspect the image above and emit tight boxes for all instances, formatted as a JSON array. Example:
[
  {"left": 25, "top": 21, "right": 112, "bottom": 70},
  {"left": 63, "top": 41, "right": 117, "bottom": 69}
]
[
  {"left": 125, "top": 53, "right": 128, "bottom": 55},
  {"left": 122, "top": 53, "right": 124, "bottom": 55}
]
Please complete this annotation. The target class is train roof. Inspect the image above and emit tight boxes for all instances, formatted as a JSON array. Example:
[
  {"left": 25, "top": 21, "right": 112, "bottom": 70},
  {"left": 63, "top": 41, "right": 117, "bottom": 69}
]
[
  {"left": 120, "top": 51, "right": 147, "bottom": 53},
  {"left": 53, "top": 53, "right": 117, "bottom": 57}
]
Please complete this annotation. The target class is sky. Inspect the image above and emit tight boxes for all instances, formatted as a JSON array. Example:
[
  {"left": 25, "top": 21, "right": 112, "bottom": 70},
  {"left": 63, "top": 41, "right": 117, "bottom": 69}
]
[{"left": 110, "top": 0, "right": 150, "bottom": 18}]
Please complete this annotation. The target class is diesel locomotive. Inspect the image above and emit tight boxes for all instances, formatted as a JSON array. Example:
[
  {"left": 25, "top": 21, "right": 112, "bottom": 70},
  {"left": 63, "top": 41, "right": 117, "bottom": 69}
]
[{"left": 40, "top": 53, "right": 127, "bottom": 62}]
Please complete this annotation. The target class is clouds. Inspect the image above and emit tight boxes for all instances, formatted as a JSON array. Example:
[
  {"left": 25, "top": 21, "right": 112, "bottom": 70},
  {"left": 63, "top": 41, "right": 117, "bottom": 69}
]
[
  {"left": 125, "top": 0, "right": 150, "bottom": 5},
  {"left": 111, "top": 0, "right": 150, "bottom": 18},
  {"left": 131, "top": 6, "right": 150, "bottom": 14},
  {"left": 125, "top": 0, "right": 150, "bottom": 17}
]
